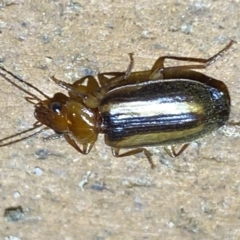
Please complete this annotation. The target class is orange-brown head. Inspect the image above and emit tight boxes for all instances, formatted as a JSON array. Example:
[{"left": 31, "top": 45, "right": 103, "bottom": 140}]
[{"left": 34, "top": 92, "right": 100, "bottom": 145}]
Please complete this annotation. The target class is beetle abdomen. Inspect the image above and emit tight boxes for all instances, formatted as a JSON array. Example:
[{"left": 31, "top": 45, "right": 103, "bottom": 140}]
[{"left": 100, "top": 79, "right": 230, "bottom": 148}]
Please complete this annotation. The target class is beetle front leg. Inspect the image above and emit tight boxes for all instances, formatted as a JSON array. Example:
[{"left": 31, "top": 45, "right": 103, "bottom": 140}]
[
  {"left": 51, "top": 76, "right": 100, "bottom": 108},
  {"left": 112, "top": 147, "right": 156, "bottom": 169},
  {"left": 64, "top": 133, "right": 94, "bottom": 154},
  {"left": 50, "top": 75, "right": 98, "bottom": 94}
]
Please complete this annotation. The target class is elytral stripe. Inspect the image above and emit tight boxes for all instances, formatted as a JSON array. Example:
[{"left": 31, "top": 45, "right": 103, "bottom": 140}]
[
  {"left": 107, "top": 101, "right": 204, "bottom": 119},
  {"left": 105, "top": 124, "right": 204, "bottom": 148}
]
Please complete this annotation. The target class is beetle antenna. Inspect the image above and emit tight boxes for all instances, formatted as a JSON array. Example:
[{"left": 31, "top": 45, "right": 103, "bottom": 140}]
[
  {"left": 0, "top": 66, "right": 50, "bottom": 101},
  {"left": 0, "top": 122, "right": 47, "bottom": 147}
]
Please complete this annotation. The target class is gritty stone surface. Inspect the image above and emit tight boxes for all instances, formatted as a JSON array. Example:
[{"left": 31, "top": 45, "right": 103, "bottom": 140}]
[{"left": 0, "top": 0, "right": 239, "bottom": 239}]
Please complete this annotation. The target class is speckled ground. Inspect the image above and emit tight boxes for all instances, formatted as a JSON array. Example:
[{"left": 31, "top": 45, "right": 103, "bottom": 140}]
[{"left": 0, "top": 1, "right": 240, "bottom": 239}]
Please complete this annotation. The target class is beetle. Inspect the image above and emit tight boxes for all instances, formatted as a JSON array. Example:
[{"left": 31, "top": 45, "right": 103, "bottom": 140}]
[{"left": 0, "top": 40, "right": 235, "bottom": 168}]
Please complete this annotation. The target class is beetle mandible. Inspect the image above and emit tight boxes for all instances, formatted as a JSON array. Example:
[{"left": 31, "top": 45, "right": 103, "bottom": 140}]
[{"left": 0, "top": 40, "right": 235, "bottom": 168}]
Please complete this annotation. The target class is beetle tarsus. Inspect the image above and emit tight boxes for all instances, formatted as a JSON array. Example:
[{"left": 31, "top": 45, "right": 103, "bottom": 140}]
[
  {"left": 112, "top": 147, "right": 155, "bottom": 169},
  {"left": 164, "top": 144, "right": 190, "bottom": 158},
  {"left": 124, "top": 53, "right": 134, "bottom": 79}
]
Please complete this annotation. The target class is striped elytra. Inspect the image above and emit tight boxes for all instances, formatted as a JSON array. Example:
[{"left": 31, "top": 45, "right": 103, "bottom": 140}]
[{"left": 100, "top": 78, "right": 230, "bottom": 148}]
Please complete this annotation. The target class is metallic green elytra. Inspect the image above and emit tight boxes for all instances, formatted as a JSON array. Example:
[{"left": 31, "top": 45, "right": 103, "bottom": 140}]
[{"left": 0, "top": 40, "right": 235, "bottom": 168}]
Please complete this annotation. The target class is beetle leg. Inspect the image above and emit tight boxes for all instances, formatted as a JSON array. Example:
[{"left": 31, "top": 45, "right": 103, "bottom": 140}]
[
  {"left": 98, "top": 72, "right": 125, "bottom": 85},
  {"left": 97, "top": 53, "right": 135, "bottom": 95},
  {"left": 164, "top": 144, "right": 189, "bottom": 157},
  {"left": 124, "top": 53, "right": 134, "bottom": 78},
  {"left": 50, "top": 76, "right": 99, "bottom": 108},
  {"left": 150, "top": 40, "right": 235, "bottom": 78},
  {"left": 50, "top": 75, "right": 99, "bottom": 95},
  {"left": 73, "top": 75, "right": 100, "bottom": 95},
  {"left": 112, "top": 147, "right": 156, "bottom": 169},
  {"left": 150, "top": 64, "right": 208, "bottom": 80},
  {"left": 64, "top": 133, "right": 94, "bottom": 154}
]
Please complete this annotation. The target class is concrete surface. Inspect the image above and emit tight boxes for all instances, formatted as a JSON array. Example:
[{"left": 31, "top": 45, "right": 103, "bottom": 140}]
[{"left": 0, "top": 0, "right": 239, "bottom": 239}]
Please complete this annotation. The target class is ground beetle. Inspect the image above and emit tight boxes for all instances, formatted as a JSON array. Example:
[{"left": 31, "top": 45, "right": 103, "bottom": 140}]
[{"left": 0, "top": 40, "right": 235, "bottom": 168}]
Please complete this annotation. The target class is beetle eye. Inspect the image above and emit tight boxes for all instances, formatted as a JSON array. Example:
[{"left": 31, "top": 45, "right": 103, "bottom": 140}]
[{"left": 50, "top": 102, "right": 62, "bottom": 114}]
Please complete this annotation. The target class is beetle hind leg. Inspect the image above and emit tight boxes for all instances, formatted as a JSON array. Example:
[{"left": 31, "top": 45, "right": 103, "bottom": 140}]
[
  {"left": 164, "top": 144, "right": 189, "bottom": 158},
  {"left": 150, "top": 40, "right": 236, "bottom": 79},
  {"left": 112, "top": 147, "right": 156, "bottom": 169}
]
